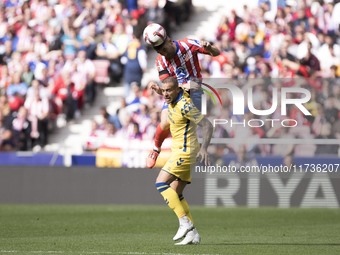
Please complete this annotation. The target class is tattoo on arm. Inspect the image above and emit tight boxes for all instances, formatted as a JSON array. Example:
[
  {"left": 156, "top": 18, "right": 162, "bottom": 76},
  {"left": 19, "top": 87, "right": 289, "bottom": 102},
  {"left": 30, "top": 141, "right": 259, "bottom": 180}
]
[{"left": 198, "top": 118, "right": 213, "bottom": 149}]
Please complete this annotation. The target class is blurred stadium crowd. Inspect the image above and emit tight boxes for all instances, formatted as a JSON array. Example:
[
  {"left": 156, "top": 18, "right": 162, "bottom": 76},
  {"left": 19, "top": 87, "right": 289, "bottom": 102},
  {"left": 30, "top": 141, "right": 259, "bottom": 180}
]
[
  {"left": 0, "top": 0, "right": 339, "bottom": 157},
  {"left": 204, "top": 0, "right": 340, "bottom": 157},
  {"left": 0, "top": 0, "right": 192, "bottom": 151}
]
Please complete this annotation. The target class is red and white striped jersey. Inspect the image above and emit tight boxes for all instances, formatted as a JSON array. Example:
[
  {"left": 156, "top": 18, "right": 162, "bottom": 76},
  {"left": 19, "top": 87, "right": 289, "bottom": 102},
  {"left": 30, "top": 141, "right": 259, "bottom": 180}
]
[{"left": 155, "top": 38, "right": 210, "bottom": 84}]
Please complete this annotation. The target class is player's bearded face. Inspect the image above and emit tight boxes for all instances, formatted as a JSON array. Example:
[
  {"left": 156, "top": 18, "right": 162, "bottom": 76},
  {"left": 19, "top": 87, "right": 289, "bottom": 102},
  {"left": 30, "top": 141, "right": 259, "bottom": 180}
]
[{"left": 162, "top": 82, "right": 180, "bottom": 104}]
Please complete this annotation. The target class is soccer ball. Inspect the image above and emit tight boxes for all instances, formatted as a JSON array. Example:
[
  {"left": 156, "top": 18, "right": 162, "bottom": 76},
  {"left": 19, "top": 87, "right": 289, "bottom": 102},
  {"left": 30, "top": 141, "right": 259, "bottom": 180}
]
[{"left": 143, "top": 23, "right": 167, "bottom": 47}]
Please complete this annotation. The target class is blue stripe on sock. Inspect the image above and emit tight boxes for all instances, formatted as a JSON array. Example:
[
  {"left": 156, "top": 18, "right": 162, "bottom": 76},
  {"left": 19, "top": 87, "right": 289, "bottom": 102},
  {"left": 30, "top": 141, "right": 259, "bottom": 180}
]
[
  {"left": 155, "top": 182, "right": 170, "bottom": 193},
  {"left": 155, "top": 182, "right": 168, "bottom": 187}
]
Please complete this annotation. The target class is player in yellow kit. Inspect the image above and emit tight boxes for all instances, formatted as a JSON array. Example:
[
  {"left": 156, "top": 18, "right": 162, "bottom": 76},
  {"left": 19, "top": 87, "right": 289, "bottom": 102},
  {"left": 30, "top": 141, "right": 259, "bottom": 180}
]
[{"left": 155, "top": 76, "right": 213, "bottom": 245}]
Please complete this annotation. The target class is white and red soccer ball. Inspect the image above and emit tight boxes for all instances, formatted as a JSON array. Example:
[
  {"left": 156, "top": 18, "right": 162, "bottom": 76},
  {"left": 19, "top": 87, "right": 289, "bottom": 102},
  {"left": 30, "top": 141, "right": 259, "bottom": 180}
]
[{"left": 143, "top": 23, "right": 167, "bottom": 47}]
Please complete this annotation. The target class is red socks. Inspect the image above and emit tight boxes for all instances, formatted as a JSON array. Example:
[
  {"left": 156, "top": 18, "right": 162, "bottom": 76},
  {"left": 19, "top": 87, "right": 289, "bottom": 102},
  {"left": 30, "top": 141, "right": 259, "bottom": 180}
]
[{"left": 154, "top": 124, "right": 170, "bottom": 151}]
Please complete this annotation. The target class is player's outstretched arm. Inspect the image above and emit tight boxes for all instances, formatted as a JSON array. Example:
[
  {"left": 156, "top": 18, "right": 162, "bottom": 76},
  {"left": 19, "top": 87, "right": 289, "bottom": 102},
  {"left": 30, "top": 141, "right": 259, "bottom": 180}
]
[
  {"left": 200, "top": 40, "right": 220, "bottom": 56},
  {"left": 148, "top": 81, "right": 162, "bottom": 95},
  {"left": 197, "top": 117, "right": 213, "bottom": 165}
]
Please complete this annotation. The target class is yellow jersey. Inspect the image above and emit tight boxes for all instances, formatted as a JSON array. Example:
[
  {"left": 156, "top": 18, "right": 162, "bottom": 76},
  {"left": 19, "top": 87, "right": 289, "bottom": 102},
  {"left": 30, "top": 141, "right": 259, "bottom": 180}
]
[{"left": 167, "top": 89, "right": 203, "bottom": 154}]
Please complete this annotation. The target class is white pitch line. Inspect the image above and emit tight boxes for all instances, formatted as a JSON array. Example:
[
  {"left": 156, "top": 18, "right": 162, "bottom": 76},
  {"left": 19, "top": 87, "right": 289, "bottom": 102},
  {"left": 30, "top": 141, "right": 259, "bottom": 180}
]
[
  {"left": 0, "top": 251, "right": 64, "bottom": 254},
  {"left": 0, "top": 250, "right": 221, "bottom": 255}
]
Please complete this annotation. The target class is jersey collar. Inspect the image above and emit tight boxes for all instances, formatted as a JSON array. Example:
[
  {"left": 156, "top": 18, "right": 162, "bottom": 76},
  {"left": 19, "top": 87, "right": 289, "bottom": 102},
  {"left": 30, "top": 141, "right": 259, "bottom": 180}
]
[
  {"left": 171, "top": 89, "right": 184, "bottom": 104},
  {"left": 174, "top": 40, "right": 180, "bottom": 54}
]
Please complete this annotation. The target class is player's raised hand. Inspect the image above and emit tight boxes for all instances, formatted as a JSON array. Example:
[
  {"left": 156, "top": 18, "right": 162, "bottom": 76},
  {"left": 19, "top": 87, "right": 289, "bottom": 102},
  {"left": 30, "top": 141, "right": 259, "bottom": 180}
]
[
  {"left": 200, "top": 40, "right": 220, "bottom": 56},
  {"left": 200, "top": 40, "right": 212, "bottom": 51},
  {"left": 148, "top": 81, "right": 162, "bottom": 95},
  {"left": 196, "top": 148, "right": 210, "bottom": 166}
]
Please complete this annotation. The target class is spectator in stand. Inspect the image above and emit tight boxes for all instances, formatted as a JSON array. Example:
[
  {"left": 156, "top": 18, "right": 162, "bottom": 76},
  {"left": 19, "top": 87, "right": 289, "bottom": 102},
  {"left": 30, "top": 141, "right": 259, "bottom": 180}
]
[
  {"left": 111, "top": 97, "right": 129, "bottom": 130},
  {"left": 317, "top": 35, "right": 340, "bottom": 76},
  {"left": 0, "top": 65, "right": 10, "bottom": 95},
  {"left": 24, "top": 87, "right": 50, "bottom": 150},
  {"left": 0, "top": 40, "right": 13, "bottom": 66},
  {"left": 324, "top": 96, "right": 339, "bottom": 124},
  {"left": 51, "top": 70, "right": 77, "bottom": 121},
  {"left": 132, "top": 104, "right": 151, "bottom": 136},
  {"left": 102, "top": 123, "right": 118, "bottom": 142},
  {"left": 128, "top": 122, "right": 143, "bottom": 140},
  {"left": 97, "top": 106, "right": 112, "bottom": 129},
  {"left": 16, "top": 25, "right": 34, "bottom": 53},
  {"left": 6, "top": 72, "right": 28, "bottom": 97},
  {"left": 126, "top": 82, "right": 143, "bottom": 113},
  {"left": 84, "top": 120, "right": 101, "bottom": 151},
  {"left": 112, "top": 23, "right": 130, "bottom": 56},
  {"left": 128, "top": 4, "right": 148, "bottom": 40},
  {"left": 315, "top": 122, "right": 339, "bottom": 156},
  {"left": 121, "top": 32, "right": 147, "bottom": 96},
  {"left": 95, "top": 28, "right": 122, "bottom": 84},
  {"left": 101, "top": 1, "right": 125, "bottom": 29},
  {"left": 26, "top": 79, "right": 49, "bottom": 101},
  {"left": 74, "top": 50, "right": 96, "bottom": 106},
  {"left": 163, "top": 0, "right": 192, "bottom": 28},
  {"left": 61, "top": 24, "right": 81, "bottom": 58},
  {"left": 143, "top": 111, "right": 159, "bottom": 140},
  {"left": 0, "top": 108, "right": 13, "bottom": 151},
  {"left": 0, "top": 11, "right": 9, "bottom": 43},
  {"left": 7, "top": 52, "right": 23, "bottom": 76},
  {"left": 229, "top": 145, "right": 258, "bottom": 169},
  {"left": 21, "top": 62, "right": 34, "bottom": 87},
  {"left": 206, "top": 1, "right": 340, "bottom": 157},
  {"left": 11, "top": 106, "right": 32, "bottom": 151},
  {"left": 0, "top": 95, "right": 10, "bottom": 119},
  {"left": 266, "top": 126, "right": 295, "bottom": 156},
  {"left": 145, "top": 0, "right": 166, "bottom": 30}
]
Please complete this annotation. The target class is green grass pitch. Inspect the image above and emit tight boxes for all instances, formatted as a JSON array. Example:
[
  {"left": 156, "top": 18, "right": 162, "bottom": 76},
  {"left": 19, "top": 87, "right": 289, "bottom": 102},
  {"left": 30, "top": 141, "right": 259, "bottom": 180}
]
[{"left": 0, "top": 205, "right": 339, "bottom": 255}]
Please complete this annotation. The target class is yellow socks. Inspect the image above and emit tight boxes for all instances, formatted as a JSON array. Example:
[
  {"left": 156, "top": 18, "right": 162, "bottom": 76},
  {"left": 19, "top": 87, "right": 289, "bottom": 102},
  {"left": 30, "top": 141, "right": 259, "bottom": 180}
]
[
  {"left": 156, "top": 182, "right": 186, "bottom": 218},
  {"left": 179, "top": 195, "right": 193, "bottom": 223}
]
